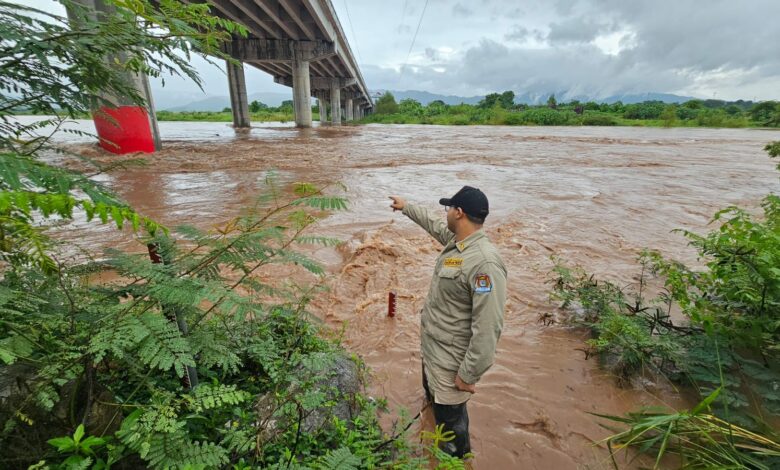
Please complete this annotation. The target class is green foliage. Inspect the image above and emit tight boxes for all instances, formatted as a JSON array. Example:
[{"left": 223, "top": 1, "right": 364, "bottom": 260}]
[
  {"left": 359, "top": 95, "right": 763, "bottom": 128},
  {"left": 595, "top": 388, "right": 780, "bottom": 470},
  {"left": 398, "top": 98, "right": 424, "bottom": 116},
  {"left": 46, "top": 424, "right": 117, "bottom": 470},
  {"left": 750, "top": 101, "right": 780, "bottom": 126},
  {"left": 249, "top": 100, "right": 268, "bottom": 113},
  {"left": 0, "top": 1, "right": 451, "bottom": 468},
  {"left": 660, "top": 104, "right": 678, "bottom": 127},
  {"left": 581, "top": 112, "right": 618, "bottom": 126},
  {"left": 375, "top": 92, "right": 399, "bottom": 115},
  {"left": 313, "top": 446, "right": 361, "bottom": 470},
  {"left": 623, "top": 101, "right": 666, "bottom": 119},
  {"left": 552, "top": 142, "right": 780, "bottom": 464},
  {"left": 551, "top": 258, "right": 682, "bottom": 379},
  {"left": 479, "top": 91, "right": 515, "bottom": 109},
  {"left": 1, "top": 0, "right": 244, "bottom": 143},
  {"left": 518, "top": 108, "right": 576, "bottom": 125},
  {"left": 156, "top": 109, "right": 295, "bottom": 123}
]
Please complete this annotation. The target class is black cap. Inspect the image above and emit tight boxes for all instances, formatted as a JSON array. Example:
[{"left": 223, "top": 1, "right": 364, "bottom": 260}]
[{"left": 439, "top": 186, "right": 489, "bottom": 220}]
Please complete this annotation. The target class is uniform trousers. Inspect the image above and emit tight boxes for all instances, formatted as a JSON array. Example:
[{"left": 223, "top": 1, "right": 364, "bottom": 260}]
[{"left": 422, "top": 367, "right": 471, "bottom": 457}]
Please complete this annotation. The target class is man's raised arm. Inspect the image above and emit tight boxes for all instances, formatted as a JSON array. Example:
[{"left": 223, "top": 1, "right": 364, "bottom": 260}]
[{"left": 389, "top": 196, "right": 454, "bottom": 246}]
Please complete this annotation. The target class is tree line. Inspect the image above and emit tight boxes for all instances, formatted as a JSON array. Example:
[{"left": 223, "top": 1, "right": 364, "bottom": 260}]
[{"left": 371, "top": 91, "right": 780, "bottom": 128}]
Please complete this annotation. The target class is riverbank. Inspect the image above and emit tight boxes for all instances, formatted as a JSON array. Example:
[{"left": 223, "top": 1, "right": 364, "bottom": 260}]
[
  {"left": 357, "top": 109, "right": 767, "bottom": 128},
  {"left": 47, "top": 123, "right": 780, "bottom": 468},
  {"left": 12, "top": 109, "right": 776, "bottom": 129}
]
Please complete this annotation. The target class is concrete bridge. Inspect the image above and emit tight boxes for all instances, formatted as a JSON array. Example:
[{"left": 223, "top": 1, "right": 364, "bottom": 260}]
[
  {"left": 200, "top": 0, "right": 374, "bottom": 128},
  {"left": 67, "top": 0, "right": 373, "bottom": 153}
]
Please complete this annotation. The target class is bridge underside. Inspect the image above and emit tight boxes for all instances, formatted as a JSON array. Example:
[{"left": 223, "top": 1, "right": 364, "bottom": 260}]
[{"left": 196, "top": 0, "right": 373, "bottom": 128}]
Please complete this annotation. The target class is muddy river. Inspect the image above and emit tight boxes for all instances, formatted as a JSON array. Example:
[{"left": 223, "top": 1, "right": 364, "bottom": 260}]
[{"left": 35, "top": 118, "right": 780, "bottom": 468}]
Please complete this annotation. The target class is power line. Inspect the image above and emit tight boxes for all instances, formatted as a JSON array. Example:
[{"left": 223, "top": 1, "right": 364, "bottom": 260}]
[
  {"left": 405, "top": 0, "right": 429, "bottom": 65},
  {"left": 342, "top": 0, "right": 363, "bottom": 66}
]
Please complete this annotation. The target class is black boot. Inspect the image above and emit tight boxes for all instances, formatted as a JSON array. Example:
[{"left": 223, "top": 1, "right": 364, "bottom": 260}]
[{"left": 432, "top": 401, "right": 471, "bottom": 458}]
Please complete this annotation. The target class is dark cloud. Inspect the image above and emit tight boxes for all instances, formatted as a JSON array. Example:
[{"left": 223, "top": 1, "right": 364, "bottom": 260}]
[{"left": 367, "top": 0, "right": 780, "bottom": 100}]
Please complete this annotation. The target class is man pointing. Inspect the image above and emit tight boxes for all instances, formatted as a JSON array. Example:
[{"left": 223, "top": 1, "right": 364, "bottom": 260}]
[{"left": 389, "top": 186, "right": 507, "bottom": 458}]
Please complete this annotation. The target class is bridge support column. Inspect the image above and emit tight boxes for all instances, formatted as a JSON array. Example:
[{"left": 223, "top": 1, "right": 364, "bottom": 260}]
[
  {"left": 227, "top": 60, "right": 251, "bottom": 129},
  {"left": 291, "top": 53, "right": 312, "bottom": 128},
  {"left": 330, "top": 80, "right": 341, "bottom": 125},
  {"left": 66, "top": 0, "right": 160, "bottom": 154},
  {"left": 317, "top": 92, "right": 328, "bottom": 124},
  {"left": 345, "top": 98, "right": 353, "bottom": 121}
]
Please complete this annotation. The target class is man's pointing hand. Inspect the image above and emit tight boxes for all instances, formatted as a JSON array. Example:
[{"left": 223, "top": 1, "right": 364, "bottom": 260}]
[{"left": 389, "top": 196, "right": 406, "bottom": 211}]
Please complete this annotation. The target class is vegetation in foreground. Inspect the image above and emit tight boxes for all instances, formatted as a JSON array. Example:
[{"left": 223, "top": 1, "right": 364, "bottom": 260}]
[
  {"left": 0, "top": 1, "right": 467, "bottom": 468},
  {"left": 551, "top": 142, "right": 780, "bottom": 468},
  {"left": 364, "top": 91, "right": 780, "bottom": 128}
]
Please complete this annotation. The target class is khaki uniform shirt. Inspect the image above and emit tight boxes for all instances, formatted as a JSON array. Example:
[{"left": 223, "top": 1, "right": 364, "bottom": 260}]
[{"left": 403, "top": 204, "right": 507, "bottom": 404}]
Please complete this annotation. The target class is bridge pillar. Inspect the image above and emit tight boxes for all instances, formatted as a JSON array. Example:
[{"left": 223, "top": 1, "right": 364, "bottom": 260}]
[
  {"left": 291, "top": 53, "right": 312, "bottom": 128},
  {"left": 345, "top": 98, "right": 353, "bottom": 121},
  {"left": 330, "top": 80, "right": 341, "bottom": 125},
  {"left": 66, "top": 0, "right": 161, "bottom": 154},
  {"left": 354, "top": 103, "right": 361, "bottom": 120},
  {"left": 226, "top": 60, "right": 251, "bottom": 129},
  {"left": 317, "top": 91, "right": 328, "bottom": 124}
]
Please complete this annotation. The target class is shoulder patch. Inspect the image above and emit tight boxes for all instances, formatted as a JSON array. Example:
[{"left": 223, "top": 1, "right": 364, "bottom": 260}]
[
  {"left": 474, "top": 273, "right": 493, "bottom": 294},
  {"left": 444, "top": 257, "right": 463, "bottom": 268}
]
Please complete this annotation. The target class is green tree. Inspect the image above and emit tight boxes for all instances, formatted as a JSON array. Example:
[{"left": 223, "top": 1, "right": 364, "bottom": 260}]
[
  {"left": 398, "top": 98, "right": 423, "bottom": 116},
  {"left": 660, "top": 104, "right": 678, "bottom": 127},
  {"left": 547, "top": 94, "right": 557, "bottom": 109},
  {"left": 724, "top": 104, "right": 742, "bottom": 116},
  {"left": 584, "top": 101, "right": 601, "bottom": 111},
  {"left": 425, "top": 99, "right": 448, "bottom": 116},
  {"left": 0, "top": 2, "right": 437, "bottom": 469},
  {"left": 248, "top": 100, "right": 267, "bottom": 113},
  {"left": 609, "top": 101, "right": 625, "bottom": 113},
  {"left": 683, "top": 99, "right": 704, "bottom": 109},
  {"left": 375, "top": 91, "right": 399, "bottom": 114},
  {"left": 479, "top": 91, "right": 515, "bottom": 109},
  {"left": 750, "top": 101, "right": 780, "bottom": 126},
  {"left": 499, "top": 90, "right": 515, "bottom": 108},
  {"left": 478, "top": 92, "right": 499, "bottom": 108},
  {"left": 623, "top": 101, "right": 665, "bottom": 119}
]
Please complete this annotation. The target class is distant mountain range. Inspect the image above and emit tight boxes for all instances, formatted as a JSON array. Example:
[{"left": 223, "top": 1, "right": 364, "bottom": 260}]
[
  {"left": 374, "top": 90, "right": 697, "bottom": 106},
  {"left": 158, "top": 92, "right": 294, "bottom": 111},
  {"left": 154, "top": 89, "right": 698, "bottom": 111}
]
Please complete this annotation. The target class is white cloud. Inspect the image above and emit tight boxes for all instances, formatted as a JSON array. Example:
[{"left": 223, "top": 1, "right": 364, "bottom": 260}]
[{"left": 27, "top": 0, "right": 780, "bottom": 100}]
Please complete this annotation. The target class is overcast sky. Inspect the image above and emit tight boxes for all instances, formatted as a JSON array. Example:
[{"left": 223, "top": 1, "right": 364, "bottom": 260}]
[{"left": 32, "top": 0, "right": 780, "bottom": 101}]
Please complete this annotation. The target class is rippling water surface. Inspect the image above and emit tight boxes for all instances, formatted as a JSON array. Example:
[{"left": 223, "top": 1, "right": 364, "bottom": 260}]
[{"left": 31, "top": 116, "right": 780, "bottom": 468}]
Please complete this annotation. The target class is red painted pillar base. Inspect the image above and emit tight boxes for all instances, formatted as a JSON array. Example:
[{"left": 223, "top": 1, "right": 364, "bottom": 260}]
[{"left": 93, "top": 106, "right": 156, "bottom": 154}]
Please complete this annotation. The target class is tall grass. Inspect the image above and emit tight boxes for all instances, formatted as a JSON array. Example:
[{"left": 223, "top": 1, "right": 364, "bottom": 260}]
[{"left": 595, "top": 388, "right": 780, "bottom": 470}]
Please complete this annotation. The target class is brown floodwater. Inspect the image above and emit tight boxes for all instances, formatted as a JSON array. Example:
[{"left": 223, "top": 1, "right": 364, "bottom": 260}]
[{"left": 39, "top": 118, "right": 780, "bottom": 469}]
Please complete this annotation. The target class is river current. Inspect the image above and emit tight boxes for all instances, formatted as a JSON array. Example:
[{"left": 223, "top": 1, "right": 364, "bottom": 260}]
[{"left": 29, "top": 117, "right": 780, "bottom": 468}]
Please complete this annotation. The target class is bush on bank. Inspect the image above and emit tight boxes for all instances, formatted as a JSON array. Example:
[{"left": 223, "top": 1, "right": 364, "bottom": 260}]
[
  {"left": 550, "top": 142, "right": 780, "bottom": 468},
  {"left": 0, "top": 2, "right": 463, "bottom": 468},
  {"left": 362, "top": 93, "right": 780, "bottom": 128}
]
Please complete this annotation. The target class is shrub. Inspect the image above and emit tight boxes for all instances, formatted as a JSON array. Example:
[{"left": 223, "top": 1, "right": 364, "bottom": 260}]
[
  {"left": 581, "top": 112, "right": 618, "bottom": 126},
  {"left": 375, "top": 92, "right": 398, "bottom": 114},
  {"left": 518, "top": 108, "right": 575, "bottom": 125},
  {"left": 551, "top": 141, "right": 780, "bottom": 438},
  {"left": 623, "top": 101, "right": 666, "bottom": 119}
]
